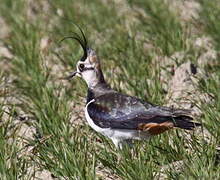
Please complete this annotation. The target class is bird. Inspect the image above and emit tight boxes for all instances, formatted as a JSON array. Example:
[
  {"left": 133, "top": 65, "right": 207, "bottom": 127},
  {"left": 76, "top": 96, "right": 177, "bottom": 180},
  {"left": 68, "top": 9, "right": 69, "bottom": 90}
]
[{"left": 64, "top": 29, "right": 201, "bottom": 149}]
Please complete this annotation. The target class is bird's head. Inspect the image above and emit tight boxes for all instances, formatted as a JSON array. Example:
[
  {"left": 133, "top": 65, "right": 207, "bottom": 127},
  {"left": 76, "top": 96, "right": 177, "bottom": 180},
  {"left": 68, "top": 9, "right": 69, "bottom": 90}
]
[{"left": 64, "top": 29, "right": 105, "bottom": 88}]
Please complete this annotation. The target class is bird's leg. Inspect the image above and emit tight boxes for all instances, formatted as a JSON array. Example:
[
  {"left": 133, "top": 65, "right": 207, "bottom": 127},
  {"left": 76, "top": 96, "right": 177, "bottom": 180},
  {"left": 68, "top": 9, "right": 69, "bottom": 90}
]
[
  {"left": 111, "top": 138, "right": 123, "bottom": 162},
  {"left": 123, "top": 139, "right": 133, "bottom": 148},
  {"left": 121, "top": 140, "right": 135, "bottom": 160},
  {"left": 111, "top": 138, "right": 121, "bottom": 149},
  {"left": 111, "top": 138, "right": 135, "bottom": 163},
  {"left": 112, "top": 138, "right": 133, "bottom": 149}
]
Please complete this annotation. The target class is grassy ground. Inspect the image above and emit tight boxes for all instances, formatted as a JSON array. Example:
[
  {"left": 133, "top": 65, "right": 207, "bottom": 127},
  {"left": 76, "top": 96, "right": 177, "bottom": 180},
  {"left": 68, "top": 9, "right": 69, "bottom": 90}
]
[{"left": 0, "top": 0, "right": 220, "bottom": 179}]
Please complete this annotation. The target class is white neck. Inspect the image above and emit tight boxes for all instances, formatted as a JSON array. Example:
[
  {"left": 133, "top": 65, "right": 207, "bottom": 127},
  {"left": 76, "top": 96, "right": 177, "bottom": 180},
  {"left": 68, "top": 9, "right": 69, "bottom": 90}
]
[{"left": 82, "top": 70, "right": 99, "bottom": 88}]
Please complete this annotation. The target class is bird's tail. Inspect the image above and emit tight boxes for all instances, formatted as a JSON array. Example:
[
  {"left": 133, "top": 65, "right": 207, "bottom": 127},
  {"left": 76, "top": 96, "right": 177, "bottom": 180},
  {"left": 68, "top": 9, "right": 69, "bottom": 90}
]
[
  {"left": 158, "top": 107, "right": 201, "bottom": 130},
  {"left": 172, "top": 112, "right": 201, "bottom": 130}
]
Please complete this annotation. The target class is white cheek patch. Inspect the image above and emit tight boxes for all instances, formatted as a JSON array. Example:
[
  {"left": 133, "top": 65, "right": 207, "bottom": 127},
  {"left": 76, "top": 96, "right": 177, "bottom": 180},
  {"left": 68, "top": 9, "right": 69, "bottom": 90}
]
[
  {"left": 85, "top": 65, "right": 95, "bottom": 70},
  {"left": 76, "top": 59, "right": 98, "bottom": 87},
  {"left": 82, "top": 70, "right": 98, "bottom": 87}
]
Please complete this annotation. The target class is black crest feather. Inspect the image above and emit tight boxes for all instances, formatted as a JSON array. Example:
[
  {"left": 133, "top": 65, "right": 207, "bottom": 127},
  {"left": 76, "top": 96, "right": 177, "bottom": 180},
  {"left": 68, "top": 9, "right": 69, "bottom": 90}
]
[{"left": 60, "top": 24, "right": 88, "bottom": 61}]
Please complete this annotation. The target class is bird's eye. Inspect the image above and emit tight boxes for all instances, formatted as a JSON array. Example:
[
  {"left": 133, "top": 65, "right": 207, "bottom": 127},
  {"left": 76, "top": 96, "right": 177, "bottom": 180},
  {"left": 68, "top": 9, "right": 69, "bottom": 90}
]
[{"left": 79, "top": 64, "right": 85, "bottom": 71}]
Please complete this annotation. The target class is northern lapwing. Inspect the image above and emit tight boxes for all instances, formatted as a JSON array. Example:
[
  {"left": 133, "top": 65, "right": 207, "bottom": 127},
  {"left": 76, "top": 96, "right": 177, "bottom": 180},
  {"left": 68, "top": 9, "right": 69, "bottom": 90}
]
[{"left": 64, "top": 29, "right": 201, "bottom": 149}]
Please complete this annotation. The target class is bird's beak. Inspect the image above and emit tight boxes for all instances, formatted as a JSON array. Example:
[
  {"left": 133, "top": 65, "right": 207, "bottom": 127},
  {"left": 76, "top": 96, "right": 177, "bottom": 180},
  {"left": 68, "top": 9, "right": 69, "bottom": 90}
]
[{"left": 65, "top": 71, "right": 81, "bottom": 80}]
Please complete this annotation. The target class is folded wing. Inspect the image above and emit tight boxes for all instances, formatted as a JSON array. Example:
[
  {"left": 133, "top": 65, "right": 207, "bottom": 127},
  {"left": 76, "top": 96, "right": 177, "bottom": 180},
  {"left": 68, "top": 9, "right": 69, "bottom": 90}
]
[{"left": 87, "top": 93, "right": 200, "bottom": 134}]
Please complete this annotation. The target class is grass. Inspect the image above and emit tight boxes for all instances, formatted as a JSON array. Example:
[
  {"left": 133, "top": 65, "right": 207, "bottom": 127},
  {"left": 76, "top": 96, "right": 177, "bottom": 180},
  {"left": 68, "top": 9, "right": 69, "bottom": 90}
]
[{"left": 0, "top": 0, "right": 220, "bottom": 179}]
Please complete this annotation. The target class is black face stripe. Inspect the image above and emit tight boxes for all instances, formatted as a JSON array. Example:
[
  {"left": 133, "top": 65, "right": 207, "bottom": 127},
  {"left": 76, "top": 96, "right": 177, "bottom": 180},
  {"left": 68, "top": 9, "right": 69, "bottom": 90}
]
[
  {"left": 84, "top": 67, "right": 95, "bottom": 71},
  {"left": 79, "top": 65, "right": 94, "bottom": 72}
]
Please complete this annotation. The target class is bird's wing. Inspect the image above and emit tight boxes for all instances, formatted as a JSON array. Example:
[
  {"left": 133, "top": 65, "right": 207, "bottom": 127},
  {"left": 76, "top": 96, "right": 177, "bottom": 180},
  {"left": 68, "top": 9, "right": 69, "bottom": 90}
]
[{"left": 87, "top": 92, "right": 199, "bottom": 134}]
